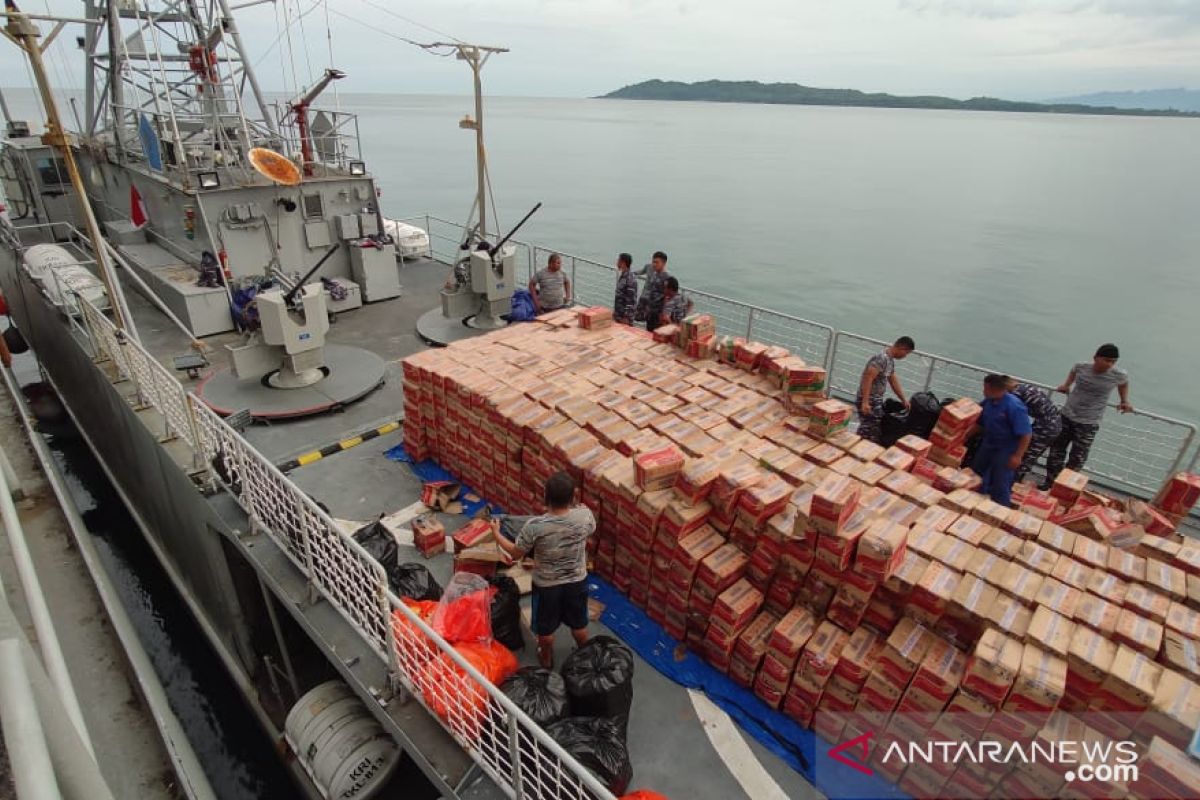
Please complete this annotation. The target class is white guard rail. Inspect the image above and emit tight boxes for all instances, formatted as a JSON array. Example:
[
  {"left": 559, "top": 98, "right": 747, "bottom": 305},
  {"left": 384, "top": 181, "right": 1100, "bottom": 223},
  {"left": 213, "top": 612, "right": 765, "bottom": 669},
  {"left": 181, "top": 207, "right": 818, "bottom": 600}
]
[
  {"left": 72, "top": 294, "right": 615, "bottom": 800},
  {"left": 398, "top": 213, "right": 1196, "bottom": 500}
]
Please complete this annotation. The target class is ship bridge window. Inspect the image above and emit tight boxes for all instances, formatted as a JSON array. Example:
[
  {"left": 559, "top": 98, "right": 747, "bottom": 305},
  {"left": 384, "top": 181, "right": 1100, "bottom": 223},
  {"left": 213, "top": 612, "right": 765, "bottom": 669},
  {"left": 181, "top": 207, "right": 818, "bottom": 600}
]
[
  {"left": 302, "top": 192, "right": 324, "bottom": 220},
  {"left": 35, "top": 156, "right": 69, "bottom": 186}
]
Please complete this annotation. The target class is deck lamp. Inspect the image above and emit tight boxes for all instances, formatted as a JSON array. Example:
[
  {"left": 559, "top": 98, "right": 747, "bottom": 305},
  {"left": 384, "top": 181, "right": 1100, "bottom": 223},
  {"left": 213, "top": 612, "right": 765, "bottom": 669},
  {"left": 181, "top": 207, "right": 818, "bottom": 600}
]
[
  {"left": 349, "top": 160, "right": 366, "bottom": 176},
  {"left": 197, "top": 171, "right": 220, "bottom": 189}
]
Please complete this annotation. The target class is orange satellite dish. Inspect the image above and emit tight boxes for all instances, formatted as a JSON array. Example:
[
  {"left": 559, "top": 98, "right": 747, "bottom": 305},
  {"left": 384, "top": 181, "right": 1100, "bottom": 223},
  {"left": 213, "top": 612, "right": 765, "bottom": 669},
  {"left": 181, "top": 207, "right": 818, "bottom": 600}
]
[{"left": 249, "top": 147, "right": 302, "bottom": 186}]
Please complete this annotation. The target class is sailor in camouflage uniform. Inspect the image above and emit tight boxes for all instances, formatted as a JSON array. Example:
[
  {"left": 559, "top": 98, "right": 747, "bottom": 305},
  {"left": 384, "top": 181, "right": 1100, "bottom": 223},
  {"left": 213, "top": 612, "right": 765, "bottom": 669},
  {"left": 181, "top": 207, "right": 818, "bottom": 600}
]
[
  {"left": 1007, "top": 379, "right": 1062, "bottom": 482},
  {"left": 636, "top": 250, "right": 670, "bottom": 331},
  {"left": 613, "top": 252, "right": 638, "bottom": 324},
  {"left": 855, "top": 336, "right": 916, "bottom": 444}
]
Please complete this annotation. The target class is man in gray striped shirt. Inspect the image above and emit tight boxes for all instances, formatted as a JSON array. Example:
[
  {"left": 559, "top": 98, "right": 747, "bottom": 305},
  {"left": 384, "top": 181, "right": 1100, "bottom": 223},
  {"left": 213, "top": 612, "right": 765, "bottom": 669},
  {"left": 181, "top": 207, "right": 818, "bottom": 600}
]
[
  {"left": 496, "top": 471, "right": 595, "bottom": 668},
  {"left": 529, "top": 253, "right": 572, "bottom": 314}
]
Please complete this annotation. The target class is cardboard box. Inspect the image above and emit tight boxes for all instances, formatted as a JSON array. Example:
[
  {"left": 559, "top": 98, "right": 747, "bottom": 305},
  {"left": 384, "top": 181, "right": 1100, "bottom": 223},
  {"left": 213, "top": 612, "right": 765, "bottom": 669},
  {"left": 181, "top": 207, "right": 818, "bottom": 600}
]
[
  {"left": 766, "top": 606, "right": 819, "bottom": 663},
  {"left": 1140, "top": 668, "right": 1200, "bottom": 750},
  {"left": 1050, "top": 468, "right": 1089, "bottom": 504},
  {"left": 1050, "top": 554, "right": 1091, "bottom": 592},
  {"left": 1146, "top": 560, "right": 1188, "bottom": 602},
  {"left": 856, "top": 519, "right": 909, "bottom": 581},
  {"left": 1093, "top": 644, "right": 1162, "bottom": 712},
  {"left": 1123, "top": 583, "right": 1169, "bottom": 633},
  {"left": 1035, "top": 576, "right": 1084, "bottom": 619},
  {"left": 1113, "top": 608, "right": 1163, "bottom": 657},
  {"left": 995, "top": 561, "right": 1044, "bottom": 606},
  {"left": 1074, "top": 592, "right": 1121, "bottom": 638},
  {"left": 961, "top": 629, "right": 1021, "bottom": 707},
  {"left": 878, "top": 617, "right": 935, "bottom": 687},
  {"left": 711, "top": 578, "right": 766, "bottom": 636},
  {"left": 1133, "top": 736, "right": 1200, "bottom": 800},
  {"left": 634, "top": 445, "right": 685, "bottom": 491},
  {"left": 1065, "top": 624, "right": 1117, "bottom": 707},
  {"left": 1153, "top": 472, "right": 1200, "bottom": 517},
  {"left": 1004, "top": 643, "right": 1066, "bottom": 716},
  {"left": 1027, "top": 604, "right": 1075, "bottom": 658},
  {"left": 981, "top": 526, "right": 1022, "bottom": 559},
  {"left": 988, "top": 594, "right": 1033, "bottom": 640},
  {"left": 452, "top": 518, "right": 494, "bottom": 552}
]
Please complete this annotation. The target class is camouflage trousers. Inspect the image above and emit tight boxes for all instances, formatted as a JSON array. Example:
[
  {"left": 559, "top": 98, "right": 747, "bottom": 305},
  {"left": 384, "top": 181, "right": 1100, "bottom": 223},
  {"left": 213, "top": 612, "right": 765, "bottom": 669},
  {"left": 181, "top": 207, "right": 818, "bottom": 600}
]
[
  {"left": 1045, "top": 416, "right": 1099, "bottom": 481},
  {"left": 855, "top": 395, "right": 885, "bottom": 444}
]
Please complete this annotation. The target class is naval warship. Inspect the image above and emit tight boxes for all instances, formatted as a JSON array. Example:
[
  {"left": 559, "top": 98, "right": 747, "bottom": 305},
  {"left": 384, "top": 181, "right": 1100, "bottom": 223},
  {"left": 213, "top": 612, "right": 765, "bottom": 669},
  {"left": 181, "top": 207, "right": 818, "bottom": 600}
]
[{"left": 2, "top": 3, "right": 1197, "bottom": 800}]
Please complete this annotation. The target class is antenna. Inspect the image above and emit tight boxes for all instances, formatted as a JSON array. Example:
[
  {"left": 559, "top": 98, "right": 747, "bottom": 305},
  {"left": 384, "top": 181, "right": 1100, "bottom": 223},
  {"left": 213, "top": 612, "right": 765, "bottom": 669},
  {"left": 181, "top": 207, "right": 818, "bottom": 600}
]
[{"left": 430, "top": 42, "right": 508, "bottom": 242}]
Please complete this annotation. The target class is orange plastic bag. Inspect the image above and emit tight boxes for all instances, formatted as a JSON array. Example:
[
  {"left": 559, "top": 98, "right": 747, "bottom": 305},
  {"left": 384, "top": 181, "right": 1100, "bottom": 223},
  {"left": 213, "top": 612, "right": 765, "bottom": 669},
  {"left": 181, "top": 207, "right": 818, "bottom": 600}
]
[
  {"left": 621, "top": 792, "right": 670, "bottom": 800},
  {"left": 432, "top": 574, "right": 496, "bottom": 644},
  {"left": 420, "top": 640, "right": 518, "bottom": 738},
  {"left": 391, "top": 599, "right": 439, "bottom": 670}
]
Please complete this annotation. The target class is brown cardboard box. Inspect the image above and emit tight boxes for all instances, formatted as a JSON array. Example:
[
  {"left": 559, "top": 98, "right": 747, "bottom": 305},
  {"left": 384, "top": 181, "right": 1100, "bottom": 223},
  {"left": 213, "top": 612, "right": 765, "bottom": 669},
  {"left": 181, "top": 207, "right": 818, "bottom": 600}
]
[
  {"left": 878, "top": 617, "right": 935, "bottom": 686},
  {"left": 711, "top": 578, "right": 766, "bottom": 636},
  {"left": 1135, "top": 736, "right": 1200, "bottom": 800},
  {"left": 1124, "top": 583, "right": 1170, "bottom": 624},
  {"left": 1049, "top": 554, "right": 1091, "bottom": 592},
  {"left": 1094, "top": 644, "right": 1162, "bottom": 712},
  {"left": 962, "top": 628, "right": 1022, "bottom": 707},
  {"left": 1016, "top": 541, "right": 1059, "bottom": 576},
  {"left": 1113, "top": 608, "right": 1163, "bottom": 657},
  {"left": 1034, "top": 576, "right": 1084, "bottom": 619},
  {"left": 1087, "top": 569, "right": 1129, "bottom": 605},
  {"left": 766, "top": 606, "right": 819, "bottom": 663},
  {"left": 972, "top": 498, "right": 1012, "bottom": 529},
  {"left": 1145, "top": 559, "right": 1188, "bottom": 602},
  {"left": 1141, "top": 668, "right": 1200, "bottom": 750},
  {"left": 794, "top": 620, "right": 850, "bottom": 693},
  {"left": 907, "top": 560, "right": 962, "bottom": 627},
  {"left": 1074, "top": 592, "right": 1121, "bottom": 637},
  {"left": 946, "top": 514, "right": 990, "bottom": 545},
  {"left": 964, "top": 547, "right": 1007, "bottom": 584},
  {"left": 981, "top": 526, "right": 1022, "bottom": 559},
  {"left": 1005, "top": 509, "right": 1043, "bottom": 540},
  {"left": 931, "top": 536, "right": 975, "bottom": 573},
  {"left": 995, "top": 562, "right": 1044, "bottom": 607},
  {"left": 1004, "top": 643, "right": 1066, "bottom": 715},
  {"left": 1108, "top": 548, "right": 1147, "bottom": 583},
  {"left": 1027, "top": 604, "right": 1075, "bottom": 658},
  {"left": 834, "top": 627, "right": 884, "bottom": 689},
  {"left": 914, "top": 505, "right": 959, "bottom": 533},
  {"left": 1166, "top": 600, "right": 1200, "bottom": 639},
  {"left": 1066, "top": 624, "right": 1117, "bottom": 698},
  {"left": 1037, "top": 521, "right": 1076, "bottom": 555},
  {"left": 942, "top": 488, "right": 982, "bottom": 515},
  {"left": 856, "top": 519, "right": 909, "bottom": 581},
  {"left": 988, "top": 594, "right": 1033, "bottom": 640},
  {"left": 810, "top": 474, "right": 862, "bottom": 535},
  {"left": 883, "top": 551, "right": 930, "bottom": 597}
]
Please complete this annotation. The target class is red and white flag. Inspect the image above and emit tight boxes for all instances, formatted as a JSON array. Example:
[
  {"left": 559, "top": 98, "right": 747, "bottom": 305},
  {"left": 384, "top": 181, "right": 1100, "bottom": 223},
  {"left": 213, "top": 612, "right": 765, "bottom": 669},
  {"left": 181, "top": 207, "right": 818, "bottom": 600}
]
[{"left": 130, "top": 184, "right": 148, "bottom": 228}]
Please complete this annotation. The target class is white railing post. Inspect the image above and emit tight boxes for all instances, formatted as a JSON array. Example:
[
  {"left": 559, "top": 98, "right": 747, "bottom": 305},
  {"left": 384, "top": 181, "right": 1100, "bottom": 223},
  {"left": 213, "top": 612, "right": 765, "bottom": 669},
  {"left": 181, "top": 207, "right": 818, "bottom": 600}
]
[{"left": 923, "top": 359, "right": 937, "bottom": 392}]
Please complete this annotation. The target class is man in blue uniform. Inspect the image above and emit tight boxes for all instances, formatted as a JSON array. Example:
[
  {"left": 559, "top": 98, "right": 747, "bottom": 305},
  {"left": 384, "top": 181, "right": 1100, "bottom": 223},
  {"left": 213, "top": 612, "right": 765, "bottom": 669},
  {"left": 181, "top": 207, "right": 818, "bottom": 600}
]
[{"left": 970, "top": 374, "right": 1033, "bottom": 507}]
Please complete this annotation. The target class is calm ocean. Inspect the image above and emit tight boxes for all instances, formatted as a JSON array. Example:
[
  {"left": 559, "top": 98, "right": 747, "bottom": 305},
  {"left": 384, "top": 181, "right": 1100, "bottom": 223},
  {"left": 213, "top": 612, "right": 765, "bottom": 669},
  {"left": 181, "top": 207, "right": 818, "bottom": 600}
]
[
  {"left": 4, "top": 89, "right": 1197, "bottom": 425},
  {"left": 350, "top": 93, "right": 1198, "bottom": 426}
]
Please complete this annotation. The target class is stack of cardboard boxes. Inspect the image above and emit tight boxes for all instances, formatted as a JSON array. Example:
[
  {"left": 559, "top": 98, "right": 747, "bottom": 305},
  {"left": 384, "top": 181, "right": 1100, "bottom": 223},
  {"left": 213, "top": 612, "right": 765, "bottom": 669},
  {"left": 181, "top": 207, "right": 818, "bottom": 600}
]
[{"left": 398, "top": 312, "right": 1200, "bottom": 800}]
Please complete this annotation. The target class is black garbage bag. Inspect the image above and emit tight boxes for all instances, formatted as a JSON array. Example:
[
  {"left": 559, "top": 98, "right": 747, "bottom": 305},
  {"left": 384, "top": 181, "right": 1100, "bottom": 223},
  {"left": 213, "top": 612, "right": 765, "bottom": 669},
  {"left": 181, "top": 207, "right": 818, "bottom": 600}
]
[
  {"left": 211, "top": 445, "right": 242, "bottom": 496},
  {"left": 352, "top": 519, "right": 398, "bottom": 570},
  {"left": 561, "top": 635, "right": 634, "bottom": 735},
  {"left": 907, "top": 391, "right": 945, "bottom": 439},
  {"left": 502, "top": 667, "right": 568, "bottom": 726},
  {"left": 488, "top": 575, "right": 525, "bottom": 651},
  {"left": 545, "top": 717, "right": 632, "bottom": 795},
  {"left": 388, "top": 562, "right": 443, "bottom": 601}
]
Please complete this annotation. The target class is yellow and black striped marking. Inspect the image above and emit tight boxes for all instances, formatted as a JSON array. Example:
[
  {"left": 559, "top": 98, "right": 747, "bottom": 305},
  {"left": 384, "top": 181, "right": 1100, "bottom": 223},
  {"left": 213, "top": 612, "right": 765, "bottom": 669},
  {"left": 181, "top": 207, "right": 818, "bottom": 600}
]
[{"left": 277, "top": 420, "right": 401, "bottom": 472}]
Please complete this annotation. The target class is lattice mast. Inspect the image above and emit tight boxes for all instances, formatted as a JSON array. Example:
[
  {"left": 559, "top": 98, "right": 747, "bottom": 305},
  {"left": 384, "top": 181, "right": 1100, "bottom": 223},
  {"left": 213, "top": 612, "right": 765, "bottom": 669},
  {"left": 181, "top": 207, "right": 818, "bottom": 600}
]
[{"left": 82, "top": 0, "right": 276, "bottom": 186}]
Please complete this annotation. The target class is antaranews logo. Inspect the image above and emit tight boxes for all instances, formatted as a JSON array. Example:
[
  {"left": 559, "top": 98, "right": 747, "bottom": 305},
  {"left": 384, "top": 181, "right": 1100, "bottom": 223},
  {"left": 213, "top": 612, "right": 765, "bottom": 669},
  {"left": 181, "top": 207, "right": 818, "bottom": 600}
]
[{"left": 828, "top": 731, "right": 875, "bottom": 776}]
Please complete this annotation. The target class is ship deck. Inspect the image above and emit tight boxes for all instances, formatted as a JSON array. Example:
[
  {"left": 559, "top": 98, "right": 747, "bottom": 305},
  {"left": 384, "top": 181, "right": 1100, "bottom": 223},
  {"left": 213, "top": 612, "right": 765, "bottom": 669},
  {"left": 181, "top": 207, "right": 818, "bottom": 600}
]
[{"left": 115, "top": 255, "right": 825, "bottom": 799}]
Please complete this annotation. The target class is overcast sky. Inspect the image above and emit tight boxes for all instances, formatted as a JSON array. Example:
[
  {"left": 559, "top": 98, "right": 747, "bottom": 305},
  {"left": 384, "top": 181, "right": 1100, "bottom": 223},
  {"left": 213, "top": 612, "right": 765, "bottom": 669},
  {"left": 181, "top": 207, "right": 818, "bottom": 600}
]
[{"left": 2, "top": 0, "right": 1198, "bottom": 100}]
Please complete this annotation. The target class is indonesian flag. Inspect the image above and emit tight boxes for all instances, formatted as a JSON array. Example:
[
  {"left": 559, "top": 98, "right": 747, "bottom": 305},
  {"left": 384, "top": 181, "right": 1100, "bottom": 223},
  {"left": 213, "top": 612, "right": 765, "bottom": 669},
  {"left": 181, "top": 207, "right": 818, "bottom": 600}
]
[{"left": 130, "top": 184, "right": 148, "bottom": 228}]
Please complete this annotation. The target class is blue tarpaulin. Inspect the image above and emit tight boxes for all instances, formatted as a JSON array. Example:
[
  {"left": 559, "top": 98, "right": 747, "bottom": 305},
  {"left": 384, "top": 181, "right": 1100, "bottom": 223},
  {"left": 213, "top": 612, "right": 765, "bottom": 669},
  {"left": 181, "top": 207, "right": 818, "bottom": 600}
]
[
  {"left": 588, "top": 576, "right": 907, "bottom": 800},
  {"left": 384, "top": 443, "right": 499, "bottom": 518},
  {"left": 386, "top": 447, "right": 907, "bottom": 799}
]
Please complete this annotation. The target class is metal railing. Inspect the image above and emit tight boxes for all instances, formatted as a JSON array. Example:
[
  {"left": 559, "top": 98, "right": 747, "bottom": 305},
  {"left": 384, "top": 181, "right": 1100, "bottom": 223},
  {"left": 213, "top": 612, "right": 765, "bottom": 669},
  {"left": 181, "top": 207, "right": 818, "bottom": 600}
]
[
  {"left": 828, "top": 331, "right": 1195, "bottom": 497},
  {"left": 398, "top": 212, "right": 1197, "bottom": 500},
  {"left": 67, "top": 292, "right": 614, "bottom": 800}
]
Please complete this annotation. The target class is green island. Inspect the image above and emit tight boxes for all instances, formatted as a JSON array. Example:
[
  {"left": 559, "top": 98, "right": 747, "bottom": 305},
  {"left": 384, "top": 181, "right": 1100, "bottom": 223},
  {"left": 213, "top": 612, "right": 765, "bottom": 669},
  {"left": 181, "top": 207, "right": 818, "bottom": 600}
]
[{"left": 600, "top": 79, "right": 1200, "bottom": 118}]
